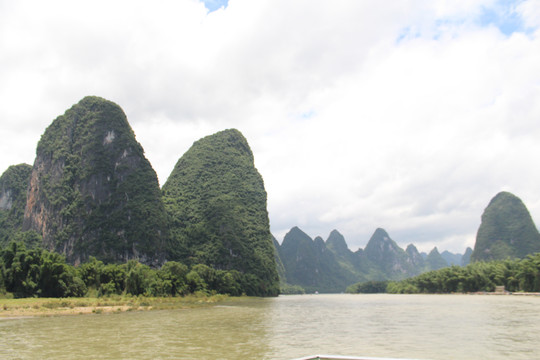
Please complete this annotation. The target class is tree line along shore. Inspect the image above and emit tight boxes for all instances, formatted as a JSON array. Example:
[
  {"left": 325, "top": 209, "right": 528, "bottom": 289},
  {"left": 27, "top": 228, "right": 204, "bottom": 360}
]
[{"left": 347, "top": 252, "right": 540, "bottom": 294}]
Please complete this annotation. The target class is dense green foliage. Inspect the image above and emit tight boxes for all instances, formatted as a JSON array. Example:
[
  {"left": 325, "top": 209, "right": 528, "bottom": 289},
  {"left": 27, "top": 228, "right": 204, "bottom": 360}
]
[
  {"left": 162, "top": 129, "right": 279, "bottom": 296},
  {"left": 1, "top": 242, "right": 86, "bottom": 298},
  {"left": 0, "top": 164, "right": 33, "bottom": 246},
  {"left": 471, "top": 192, "right": 540, "bottom": 262},
  {"left": 346, "top": 280, "right": 389, "bottom": 294},
  {"left": 279, "top": 283, "right": 306, "bottom": 294},
  {"left": 347, "top": 253, "right": 540, "bottom": 294},
  {"left": 24, "top": 96, "right": 167, "bottom": 265},
  {"left": 0, "top": 242, "right": 249, "bottom": 298}
]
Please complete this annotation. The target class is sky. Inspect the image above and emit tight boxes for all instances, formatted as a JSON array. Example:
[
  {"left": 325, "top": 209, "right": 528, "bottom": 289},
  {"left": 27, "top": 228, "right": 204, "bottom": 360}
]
[{"left": 1, "top": 0, "right": 540, "bottom": 254}]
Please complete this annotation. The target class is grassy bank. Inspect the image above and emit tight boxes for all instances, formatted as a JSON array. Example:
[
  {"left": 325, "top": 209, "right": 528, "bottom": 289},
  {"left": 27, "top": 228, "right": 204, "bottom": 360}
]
[{"left": 0, "top": 292, "right": 230, "bottom": 318}]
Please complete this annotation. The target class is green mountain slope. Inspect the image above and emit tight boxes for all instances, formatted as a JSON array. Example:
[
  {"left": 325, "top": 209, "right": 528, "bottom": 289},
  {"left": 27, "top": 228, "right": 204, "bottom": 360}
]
[
  {"left": 471, "top": 191, "right": 540, "bottom": 262},
  {"left": 22, "top": 96, "right": 167, "bottom": 265},
  {"left": 362, "top": 228, "right": 417, "bottom": 279},
  {"left": 0, "top": 164, "right": 33, "bottom": 246},
  {"left": 162, "top": 129, "right": 279, "bottom": 296},
  {"left": 461, "top": 247, "right": 472, "bottom": 266},
  {"left": 405, "top": 244, "right": 425, "bottom": 270},
  {"left": 278, "top": 227, "right": 357, "bottom": 293},
  {"left": 425, "top": 247, "right": 448, "bottom": 271}
]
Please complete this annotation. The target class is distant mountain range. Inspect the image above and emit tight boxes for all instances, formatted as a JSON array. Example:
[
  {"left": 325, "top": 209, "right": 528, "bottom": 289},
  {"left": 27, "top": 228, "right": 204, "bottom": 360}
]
[
  {"left": 274, "top": 226, "right": 471, "bottom": 293},
  {"left": 274, "top": 191, "right": 540, "bottom": 293}
]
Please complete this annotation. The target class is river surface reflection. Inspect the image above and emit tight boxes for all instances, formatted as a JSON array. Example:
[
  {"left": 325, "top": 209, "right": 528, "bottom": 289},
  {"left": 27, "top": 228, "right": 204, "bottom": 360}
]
[{"left": 1, "top": 294, "right": 539, "bottom": 359}]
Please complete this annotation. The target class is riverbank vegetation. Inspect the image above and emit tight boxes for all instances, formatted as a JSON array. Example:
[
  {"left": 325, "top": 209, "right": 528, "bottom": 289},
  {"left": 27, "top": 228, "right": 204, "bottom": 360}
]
[
  {"left": 0, "top": 242, "right": 253, "bottom": 299},
  {"left": 347, "top": 253, "right": 540, "bottom": 294}
]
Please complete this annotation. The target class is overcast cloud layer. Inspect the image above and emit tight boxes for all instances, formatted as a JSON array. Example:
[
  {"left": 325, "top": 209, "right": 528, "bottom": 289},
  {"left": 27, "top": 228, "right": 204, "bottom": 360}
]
[{"left": 2, "top": 0, "right": 540, "bottom": 253}]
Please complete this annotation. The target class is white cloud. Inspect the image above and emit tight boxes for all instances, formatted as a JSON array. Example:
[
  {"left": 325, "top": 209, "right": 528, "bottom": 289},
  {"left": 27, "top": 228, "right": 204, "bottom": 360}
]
[{"left": 1, "top": 0, "right": 539, "bottom": 254}]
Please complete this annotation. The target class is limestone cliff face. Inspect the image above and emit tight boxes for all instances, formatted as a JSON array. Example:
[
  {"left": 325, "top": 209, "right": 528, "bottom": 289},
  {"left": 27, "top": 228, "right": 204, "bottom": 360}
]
[
  {"left": 0, "top": 164, "right": 33, "bottom": 245},
  {"left": 23, "top": 96, "right": 167, "bottom": 265}
]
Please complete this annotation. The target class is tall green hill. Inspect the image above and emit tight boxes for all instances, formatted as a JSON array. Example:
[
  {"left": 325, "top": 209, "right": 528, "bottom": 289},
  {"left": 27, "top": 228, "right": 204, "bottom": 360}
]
[
  {"left": 278, "top": 227, "right": 317, "bottom": 288},
  {"left": 162, "top": 129, "right": 279, "bottom": 296},
  {"left": 405, "top": 244, "right": 425, "bottom": 270},
  {"left": 0, "top": 164, "right": 34, "bottom": 246},
  {"left": 278, "top": 227, "right": 357, "bottom": 293},
  {"left": 362, "top": 228, "right": 417, "bottom": 279},
  {"left": 22, "top": 96, "right": 168, "bottom": 265},
  {"left": 471, "top": 191, "right": 540, "bottom": 262},
  {"left": 425, "top": 247, "right": 448, "bottom": 271},
  {"left": 326, "top": 229, "right": 354, "bottom": 261}
]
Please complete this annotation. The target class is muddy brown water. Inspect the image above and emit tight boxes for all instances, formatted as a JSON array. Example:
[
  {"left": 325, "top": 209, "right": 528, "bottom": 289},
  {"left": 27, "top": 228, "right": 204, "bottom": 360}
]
[{"left": 1, "top": 294, "right": 538, "bottom": 359}]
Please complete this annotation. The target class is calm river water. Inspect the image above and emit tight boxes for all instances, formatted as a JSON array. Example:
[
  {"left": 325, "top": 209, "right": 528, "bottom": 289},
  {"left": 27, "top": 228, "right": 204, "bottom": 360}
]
[{"left": 1, "top": 294, "right": 539, "bottom": 359}]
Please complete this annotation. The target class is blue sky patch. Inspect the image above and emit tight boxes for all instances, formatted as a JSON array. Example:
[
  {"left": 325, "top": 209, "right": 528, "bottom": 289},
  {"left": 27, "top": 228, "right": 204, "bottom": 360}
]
[
  {"left": 478, "top": 0, "right": 531, "bottom": 36},
  {"left": 396, "top": 26, "right": 421, "bottom": 43},
  {"left": 396, "top": 0, "right": 534, "bottom": 44},
  {"left": 202, "top": 0, "right": 229, "bottom": 13}
]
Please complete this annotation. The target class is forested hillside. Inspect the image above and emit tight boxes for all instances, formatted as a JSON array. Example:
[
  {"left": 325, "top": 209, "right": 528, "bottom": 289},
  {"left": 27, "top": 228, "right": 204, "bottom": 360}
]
[
  {"left": 471, "top": 192, "right": 540, "bottom": 262},
  {"left": 0, "top": 164, "right": 33, "bottom": 246},
  {"left": 162, "top": 129, "right": 279, "bottom": 296}
]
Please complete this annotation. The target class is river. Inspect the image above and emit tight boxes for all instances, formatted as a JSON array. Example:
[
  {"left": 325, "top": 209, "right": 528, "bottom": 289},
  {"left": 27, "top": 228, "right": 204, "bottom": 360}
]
[{"left": 1, "top": 294, "right": 538, "bottom": 359}]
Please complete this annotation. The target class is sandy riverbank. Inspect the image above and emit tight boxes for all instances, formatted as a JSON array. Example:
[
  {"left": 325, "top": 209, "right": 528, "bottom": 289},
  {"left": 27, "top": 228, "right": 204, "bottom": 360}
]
[{"left": 0, "top": 293, "right": 230, "bottom": 318}]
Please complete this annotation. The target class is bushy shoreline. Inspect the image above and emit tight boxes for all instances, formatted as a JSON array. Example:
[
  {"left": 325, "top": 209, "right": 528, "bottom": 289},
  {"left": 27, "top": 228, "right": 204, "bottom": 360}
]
[{"left": 347, "top": 252, "right": 540, "bottom": 294}]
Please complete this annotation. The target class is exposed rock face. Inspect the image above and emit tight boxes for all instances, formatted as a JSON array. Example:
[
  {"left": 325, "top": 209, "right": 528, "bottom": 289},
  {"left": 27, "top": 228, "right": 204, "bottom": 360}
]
[
  {"left": 162, "top": 129, "right": 279, "bottom": 296},
  {"left": 0, "top": 164, "right": 33, "bottom": 245},
  {"left": 471, "top": 191, "right": 540, "bottom": 262},
  {"left": 23, "top": 96, "right": 167, "bottom": 265}
]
